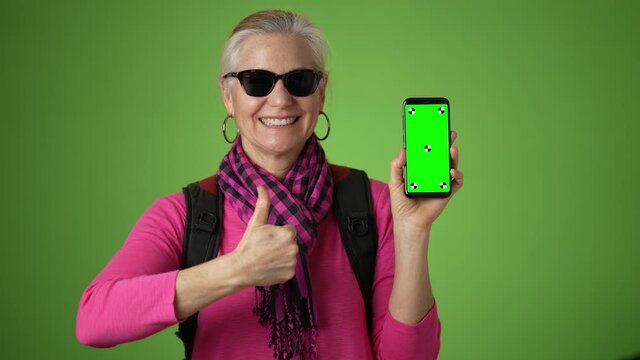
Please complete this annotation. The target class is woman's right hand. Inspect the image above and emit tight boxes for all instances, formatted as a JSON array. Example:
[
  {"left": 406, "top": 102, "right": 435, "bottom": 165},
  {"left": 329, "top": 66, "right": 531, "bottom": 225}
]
[
  {"left": 174, "top": 186, "right": 296, "bottom": 319},
  {"left": 231, "top": 186, "right": 299, "bottom": 287}
]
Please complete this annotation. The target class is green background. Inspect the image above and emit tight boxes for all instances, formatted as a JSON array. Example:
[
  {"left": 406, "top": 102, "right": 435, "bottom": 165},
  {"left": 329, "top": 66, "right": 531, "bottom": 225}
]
[
  {"left": 1, "top": 0, "right": 639, "bottom": 359},
  {"left": 405, "top": 103, "right": 450, "bottom": 194}
]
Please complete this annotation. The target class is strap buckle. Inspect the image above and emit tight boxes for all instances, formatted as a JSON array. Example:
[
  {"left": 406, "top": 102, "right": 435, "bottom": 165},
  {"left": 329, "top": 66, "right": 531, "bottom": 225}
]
[
  {"left": 195, "top": 212, "right": 217, "bottom": 233},
  {"left": 347, "top": 215, "right": 369, "bottom": 236}
]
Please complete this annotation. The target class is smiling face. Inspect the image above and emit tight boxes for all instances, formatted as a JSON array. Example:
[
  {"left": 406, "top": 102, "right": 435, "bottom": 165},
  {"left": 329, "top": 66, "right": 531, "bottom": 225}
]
[{"left": 222, "top": 33, "right": 327, "bottom": 168}]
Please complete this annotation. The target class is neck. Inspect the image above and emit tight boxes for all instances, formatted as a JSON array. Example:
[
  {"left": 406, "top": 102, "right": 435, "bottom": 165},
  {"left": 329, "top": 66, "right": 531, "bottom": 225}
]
[{"left": 240, "top": 139, "right": 303, "bottom": 181}]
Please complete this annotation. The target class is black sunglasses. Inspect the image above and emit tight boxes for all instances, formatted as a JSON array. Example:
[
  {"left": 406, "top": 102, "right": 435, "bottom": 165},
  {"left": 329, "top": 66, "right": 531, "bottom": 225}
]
[{"left": 223, "top": 69, "right": 324, "bottom": 97}]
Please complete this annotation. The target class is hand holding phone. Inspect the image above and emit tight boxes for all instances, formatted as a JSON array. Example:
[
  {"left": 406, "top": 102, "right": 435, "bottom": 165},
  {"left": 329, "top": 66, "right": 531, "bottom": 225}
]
[{"left": 403, "top": 97, "right": 452, "bottom": 198}]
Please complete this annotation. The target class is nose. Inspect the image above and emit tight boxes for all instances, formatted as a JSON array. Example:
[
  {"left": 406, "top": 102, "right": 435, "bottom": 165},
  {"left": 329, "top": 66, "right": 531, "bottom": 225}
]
[{"left": 267, "top": 78, "right": 293, "bottom": 106}]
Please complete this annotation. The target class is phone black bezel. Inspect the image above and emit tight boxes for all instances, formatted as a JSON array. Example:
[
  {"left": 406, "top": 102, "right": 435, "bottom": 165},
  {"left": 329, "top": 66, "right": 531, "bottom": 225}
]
[{"left": 402, "top": 97, "right": 452, "bottom": 198}]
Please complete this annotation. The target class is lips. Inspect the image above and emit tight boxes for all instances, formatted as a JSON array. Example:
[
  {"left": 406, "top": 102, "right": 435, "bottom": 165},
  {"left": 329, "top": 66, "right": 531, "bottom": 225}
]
[{"left": 259, "top": 116, "right": 300, "bottom": 126}]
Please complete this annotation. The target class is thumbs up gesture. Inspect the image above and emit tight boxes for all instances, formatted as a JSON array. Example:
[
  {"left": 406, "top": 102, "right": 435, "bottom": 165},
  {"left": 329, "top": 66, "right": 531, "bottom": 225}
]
[{"left": 231, "top": 186, "right": 299, "bottom": 287}]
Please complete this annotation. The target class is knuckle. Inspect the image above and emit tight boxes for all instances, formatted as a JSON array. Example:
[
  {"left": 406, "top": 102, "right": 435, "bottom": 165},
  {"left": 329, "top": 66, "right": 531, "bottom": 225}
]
[
  {"left": 285, "top": 225, "right": 297, "bottom": 237},
  {"left": 290, "top": 243, "right": 299, "bottom": 255},
  {"left": 278, "top": 226, "right": 296, "bottom": 240},
  {"left": 266, "top": 231, "right": 277, "bottom": 241},
  {"left": 255, "top": 199, "right": 267, "bottom": 209},
  {"left": 287, "top": 250, "right": 298, "bottom": 263},
  {"left": 285, "top": 269, "right": 296, "bottom": 280}
]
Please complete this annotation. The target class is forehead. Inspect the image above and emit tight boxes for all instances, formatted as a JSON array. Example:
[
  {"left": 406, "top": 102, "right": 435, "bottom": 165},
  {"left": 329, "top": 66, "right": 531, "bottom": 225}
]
[{"left": 236, "top": 33, "right": 316, "bottom": 72}]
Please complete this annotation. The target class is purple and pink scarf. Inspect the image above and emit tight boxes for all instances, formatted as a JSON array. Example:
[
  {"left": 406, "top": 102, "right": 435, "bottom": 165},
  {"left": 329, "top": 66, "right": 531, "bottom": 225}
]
[{"left": 217, "top": 136, "right": 333, "bottom": 360}]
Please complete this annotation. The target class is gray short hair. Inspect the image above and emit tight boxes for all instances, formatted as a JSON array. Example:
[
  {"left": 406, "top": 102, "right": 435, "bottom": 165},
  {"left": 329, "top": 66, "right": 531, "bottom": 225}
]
[{"left": 220, "top": 10, "right": 328, "bottom": 77}]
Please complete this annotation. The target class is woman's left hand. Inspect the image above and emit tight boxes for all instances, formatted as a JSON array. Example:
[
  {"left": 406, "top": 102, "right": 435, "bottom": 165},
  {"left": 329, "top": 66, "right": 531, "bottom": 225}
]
[
  {"left": 387, "top": 131, "right": 462, "bottom": 323},
  {"left": 388, "top": 131, "right": 464, "bottom": 235}
]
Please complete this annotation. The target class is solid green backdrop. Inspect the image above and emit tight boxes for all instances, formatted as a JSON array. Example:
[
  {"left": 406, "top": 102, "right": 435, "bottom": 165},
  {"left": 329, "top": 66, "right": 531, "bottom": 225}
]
[{"left": 1, "top": 0, "right": 639, "bottom": 359}]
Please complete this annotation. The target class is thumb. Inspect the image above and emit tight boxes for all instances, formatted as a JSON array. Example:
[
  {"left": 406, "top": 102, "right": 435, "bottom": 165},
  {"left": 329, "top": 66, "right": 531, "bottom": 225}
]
[{"left": 247, "top": 186, "right": 270, "bottom": 228}]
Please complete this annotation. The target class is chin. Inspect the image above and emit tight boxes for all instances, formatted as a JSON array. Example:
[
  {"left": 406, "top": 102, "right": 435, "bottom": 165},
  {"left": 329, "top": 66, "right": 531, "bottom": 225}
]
[{"left": 261, "top": 139, "right": 306, "bottom": 156}]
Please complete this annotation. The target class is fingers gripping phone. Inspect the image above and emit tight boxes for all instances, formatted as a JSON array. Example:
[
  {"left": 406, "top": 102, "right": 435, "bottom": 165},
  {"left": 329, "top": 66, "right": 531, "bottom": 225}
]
[{"left": 402, "top": 97, "right": 452, "bottom": 198}]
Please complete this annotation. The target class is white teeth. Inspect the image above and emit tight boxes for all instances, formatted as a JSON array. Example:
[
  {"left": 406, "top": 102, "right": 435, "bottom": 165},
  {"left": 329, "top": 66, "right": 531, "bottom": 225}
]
[{"left": 260, "top": 117, "right": 297, "bottom": 126}]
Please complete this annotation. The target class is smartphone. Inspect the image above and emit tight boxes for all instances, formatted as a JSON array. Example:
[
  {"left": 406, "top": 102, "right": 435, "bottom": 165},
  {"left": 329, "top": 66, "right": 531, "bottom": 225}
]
[{"left": 402, "top": 97, "right": 451, "bottom": 198}]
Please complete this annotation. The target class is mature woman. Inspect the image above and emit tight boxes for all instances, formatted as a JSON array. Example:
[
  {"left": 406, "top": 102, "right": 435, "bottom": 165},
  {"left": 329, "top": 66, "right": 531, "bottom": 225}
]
[{"left": 76, "top": 9, "right": 463, "bottom": 360}]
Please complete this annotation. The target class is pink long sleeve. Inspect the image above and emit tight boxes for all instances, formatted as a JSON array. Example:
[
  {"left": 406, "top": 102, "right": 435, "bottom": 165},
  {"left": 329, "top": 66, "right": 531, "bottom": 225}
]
[
  {"left": 76, "top": 195, "right": 186, "bottom": 347},
  {"left": 368, "top": 180, "right": 441, "bottom": 359},
  {"left": 76, "top": 179, "right": 441, "bottom": 359}
]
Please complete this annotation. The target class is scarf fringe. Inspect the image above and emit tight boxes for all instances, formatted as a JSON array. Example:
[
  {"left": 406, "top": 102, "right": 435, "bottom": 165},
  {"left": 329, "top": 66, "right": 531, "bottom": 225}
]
[
  {"left": 254, "top": 287, "right": 318, "bottom": 360},
  {"left": 218, "top": 137, "right": 332, "bottom": 360}
]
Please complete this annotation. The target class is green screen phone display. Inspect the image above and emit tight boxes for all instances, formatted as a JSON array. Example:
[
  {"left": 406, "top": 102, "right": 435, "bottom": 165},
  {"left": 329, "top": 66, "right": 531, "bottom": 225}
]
[{"left": 403, "top": 98, "right": 451, "bottom": 197}]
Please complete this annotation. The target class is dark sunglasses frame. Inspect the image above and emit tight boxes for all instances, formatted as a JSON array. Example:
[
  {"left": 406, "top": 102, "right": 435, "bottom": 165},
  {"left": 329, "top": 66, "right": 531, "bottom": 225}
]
[{"left": 223, "top": 69, "right": 324, "bottom": 97}]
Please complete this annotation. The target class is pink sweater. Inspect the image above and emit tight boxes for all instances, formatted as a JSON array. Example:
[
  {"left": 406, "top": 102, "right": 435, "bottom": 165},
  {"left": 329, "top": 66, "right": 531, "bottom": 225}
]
[{"left": 76, "top": 179, "right": 441, "bottom": 359}]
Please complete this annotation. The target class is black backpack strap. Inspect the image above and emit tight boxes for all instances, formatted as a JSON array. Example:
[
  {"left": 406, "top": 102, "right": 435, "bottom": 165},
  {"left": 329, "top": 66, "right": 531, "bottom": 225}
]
[
  {"left": 176, "top": 176, "right": 222, "bottom": 360},
  {"left": 332, "top": 167, "right": 379, "bottom": 335}
]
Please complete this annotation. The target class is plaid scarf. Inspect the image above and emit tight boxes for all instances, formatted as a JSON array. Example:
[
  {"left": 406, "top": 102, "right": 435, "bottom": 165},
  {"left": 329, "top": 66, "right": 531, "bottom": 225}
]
[{"left": 217, "top": 136, "right": 333, "bottom": 360}]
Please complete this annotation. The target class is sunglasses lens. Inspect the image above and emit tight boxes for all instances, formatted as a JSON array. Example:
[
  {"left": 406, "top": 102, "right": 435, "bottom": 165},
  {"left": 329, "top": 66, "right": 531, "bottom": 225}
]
[
  {"left": 284, "top": 70, "right": 319, "bottom": 96},
  {"left": 240, "top": 71, "right": 275, "bottom": 97},
  {"left": 234, "top": 70, "right": 320, "bottom": 97}
]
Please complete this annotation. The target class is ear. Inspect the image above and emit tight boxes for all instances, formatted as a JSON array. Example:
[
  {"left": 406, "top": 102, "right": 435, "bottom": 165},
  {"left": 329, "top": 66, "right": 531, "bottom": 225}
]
[
  {"left": 220, "top": 79, "right": 235, "bottom": 115},
  {"left": 318, "top": 72, "right": 328, "bottom": 106}
]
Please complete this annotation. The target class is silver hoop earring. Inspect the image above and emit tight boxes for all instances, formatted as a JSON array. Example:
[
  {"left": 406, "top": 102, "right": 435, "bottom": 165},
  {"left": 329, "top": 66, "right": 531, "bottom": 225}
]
[
  {"left": 315, "top": 111, "right": 331, "bottom": 141},
  {"left": 222, "top": 114, "right": 238, "bottom": 144}
]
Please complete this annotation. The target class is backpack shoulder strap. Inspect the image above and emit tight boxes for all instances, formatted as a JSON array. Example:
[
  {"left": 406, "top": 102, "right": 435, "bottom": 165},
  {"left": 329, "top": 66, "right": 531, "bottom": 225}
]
[
  {"left": 176, "top": 175, "right": 222, "bottom": 360},
  {"left": 330, "top": 164, "right": 379, "bottom": 335}
]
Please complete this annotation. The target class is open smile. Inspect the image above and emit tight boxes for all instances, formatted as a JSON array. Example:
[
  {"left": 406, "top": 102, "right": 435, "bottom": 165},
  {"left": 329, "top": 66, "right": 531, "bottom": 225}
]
[{"left": 259, "top": 116, "right": 300, "bottom": 127}]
